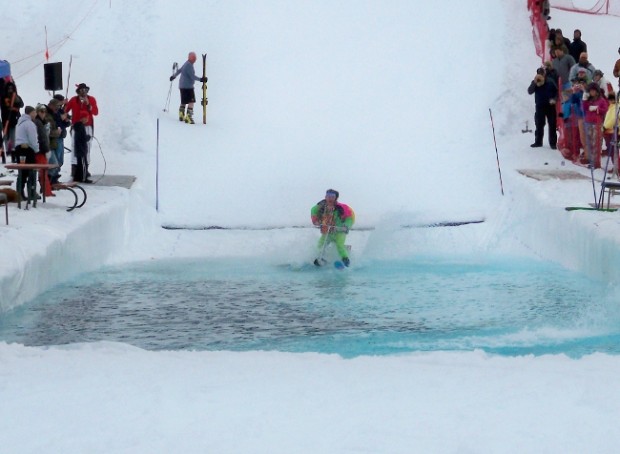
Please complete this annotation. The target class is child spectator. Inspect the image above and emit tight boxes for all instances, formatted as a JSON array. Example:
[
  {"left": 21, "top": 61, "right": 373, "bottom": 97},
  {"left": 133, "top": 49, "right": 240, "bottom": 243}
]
[{"left": 582, "top": 83, "right": 609, "bottom": 169}]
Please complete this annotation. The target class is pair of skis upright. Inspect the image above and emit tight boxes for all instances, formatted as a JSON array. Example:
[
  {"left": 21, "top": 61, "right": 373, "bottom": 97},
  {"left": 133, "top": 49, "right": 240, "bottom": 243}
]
[{"left": 200, "top": 53, "right": 207, "bottom": 124}]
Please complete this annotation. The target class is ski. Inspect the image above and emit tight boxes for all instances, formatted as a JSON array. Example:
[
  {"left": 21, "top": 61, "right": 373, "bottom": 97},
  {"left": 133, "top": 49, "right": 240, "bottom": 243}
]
[
  {"left": 201, "top": 53, "right": 207, "bottom": 124},
  {"left": 565, "top": 207, "right": 618, "bottom": 212}
]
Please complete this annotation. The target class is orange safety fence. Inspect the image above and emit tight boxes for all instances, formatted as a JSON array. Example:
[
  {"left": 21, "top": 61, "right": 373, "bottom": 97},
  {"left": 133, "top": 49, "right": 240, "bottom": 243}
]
[
  {"left": 527, "top": 0, "right": 549, "bottom": 63},
  {"left": 551, "top": 0, "right": 620, "bottom": 16}
]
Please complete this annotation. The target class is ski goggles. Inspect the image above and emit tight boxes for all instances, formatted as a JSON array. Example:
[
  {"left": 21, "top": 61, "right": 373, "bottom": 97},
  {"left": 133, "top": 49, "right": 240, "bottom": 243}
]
[{"left": 325, "top": 191, "right": 338, "bottom": 198}]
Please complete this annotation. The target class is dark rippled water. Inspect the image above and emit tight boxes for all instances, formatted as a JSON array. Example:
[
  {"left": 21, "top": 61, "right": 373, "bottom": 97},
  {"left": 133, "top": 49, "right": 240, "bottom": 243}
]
[{"left": 1, "top": 256, "right": 619, "bottom": 357}]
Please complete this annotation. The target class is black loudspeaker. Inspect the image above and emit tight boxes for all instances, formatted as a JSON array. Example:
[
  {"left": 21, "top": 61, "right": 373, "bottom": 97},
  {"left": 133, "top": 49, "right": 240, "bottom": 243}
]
[{"left": 44, "top": 62, "right": 63, "bottom": 91}]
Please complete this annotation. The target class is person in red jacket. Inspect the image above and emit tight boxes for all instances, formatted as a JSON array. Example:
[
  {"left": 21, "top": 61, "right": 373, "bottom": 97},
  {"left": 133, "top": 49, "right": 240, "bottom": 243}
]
[
  {"left": 582, "top": 82, "right": 609, "bottom": 169},
  {"left": 65, "top": 83, "right": 98, "bottom": 182}
]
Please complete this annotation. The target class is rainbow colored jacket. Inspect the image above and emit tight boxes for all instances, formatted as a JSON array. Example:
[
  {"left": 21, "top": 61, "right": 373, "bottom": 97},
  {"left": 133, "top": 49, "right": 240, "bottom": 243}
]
[{"left": 311, "top": 200, "right": 355, "bottom": 232}]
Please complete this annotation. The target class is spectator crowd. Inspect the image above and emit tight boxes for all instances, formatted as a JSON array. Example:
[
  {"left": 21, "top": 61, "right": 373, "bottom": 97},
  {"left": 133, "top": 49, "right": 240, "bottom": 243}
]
[
  {"left": 529, "top": 26, "right": 620, "bottom": 173},
  {"left": 1, "top": 78, "right": 98, "bottom": 200}
]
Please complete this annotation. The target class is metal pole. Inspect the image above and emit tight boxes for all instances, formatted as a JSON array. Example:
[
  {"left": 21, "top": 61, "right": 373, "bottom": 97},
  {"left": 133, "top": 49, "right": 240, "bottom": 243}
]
[
  {"left": 156, "top": 118, "right": 160, "bottom": 212},
  {"left": 489, "top": 108, "right": 505, "bottom": 196}
]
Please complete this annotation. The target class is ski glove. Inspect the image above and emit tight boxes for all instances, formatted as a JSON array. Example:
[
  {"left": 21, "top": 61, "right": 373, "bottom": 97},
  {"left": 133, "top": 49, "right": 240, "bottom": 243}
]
[
  {"left": 200, "top": 76, "right": 208, "bottom": 83},
  {"left": 169, "top": 76, "right": 175, "bottom": 81}
]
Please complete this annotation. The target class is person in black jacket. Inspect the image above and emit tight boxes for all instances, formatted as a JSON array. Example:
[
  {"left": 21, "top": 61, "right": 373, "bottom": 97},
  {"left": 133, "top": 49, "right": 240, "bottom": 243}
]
[
  {"left": 71, "top": 113, "right": 92, "bottom": 183},
  {"left": 528, "top": 68, "right": 559, "bottom": 149},
  {"left": 1, "top": 81, "right": 24, "bottom": 163},
  {"left": 569, "top": 29, "right": 587, "bottom": 63}
]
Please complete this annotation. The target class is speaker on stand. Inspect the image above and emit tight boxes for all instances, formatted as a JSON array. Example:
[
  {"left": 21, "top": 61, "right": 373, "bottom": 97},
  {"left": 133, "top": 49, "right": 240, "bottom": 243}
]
[{"left": 44, "top": 62, "right": 63, "bottom": 92}]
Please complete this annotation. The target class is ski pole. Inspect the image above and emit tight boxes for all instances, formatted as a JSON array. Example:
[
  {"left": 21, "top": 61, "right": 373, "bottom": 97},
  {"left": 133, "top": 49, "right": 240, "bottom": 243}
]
[
  {"left": 164, "top": 62, "right": 178, "bottom": 112},
  {"left": 316, "top": 224, "right": 334, "bottom": 264},
  {"left": 489, "top": 108, "right": 505, "bottom": 196}
]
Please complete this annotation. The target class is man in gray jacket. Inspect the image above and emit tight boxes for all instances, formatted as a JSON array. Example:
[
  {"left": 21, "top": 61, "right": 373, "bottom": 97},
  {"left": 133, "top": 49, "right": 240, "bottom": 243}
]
[
  {"left": 169, "top": 51, "right": 207, "bottom": 124},
  {"left": 14, "top": 106, "right": 39, "bottom": 198},
  {"left": 551, "top": 46, "right": 575, "bottom": 89}
]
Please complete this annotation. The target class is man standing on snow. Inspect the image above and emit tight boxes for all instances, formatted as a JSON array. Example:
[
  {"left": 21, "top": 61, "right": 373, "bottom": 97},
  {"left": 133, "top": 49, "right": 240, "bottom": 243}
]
[
  {"left": 169, "top": 52, "right": 207, "bottom": 125},
  {"left": 569, "top": 29, "right": 587, "bottom": 64},
  {"left": 65, "top": 83, "right": 98, "bottom": 183},
  {"left": 311, "top": 189, "right": 355, "bottom": 267},
  {"left": 528, "top": 68, "right": 558, "bottom": 149},
  {"left": 14, "top": 106, "right": 39, "bottom": 199},
  {"left": 551, "top": 46, "right": 575, "bottom": 89}
]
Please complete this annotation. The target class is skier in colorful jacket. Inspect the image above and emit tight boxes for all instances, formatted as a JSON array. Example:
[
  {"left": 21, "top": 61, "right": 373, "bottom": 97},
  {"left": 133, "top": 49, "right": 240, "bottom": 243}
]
[{"left": 311, "top": 189, "right": 355, "bottom": 266}]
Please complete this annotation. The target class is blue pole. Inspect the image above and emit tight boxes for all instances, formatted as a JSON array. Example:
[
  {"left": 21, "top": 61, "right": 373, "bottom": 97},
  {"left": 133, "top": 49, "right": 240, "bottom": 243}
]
[{"left": 156, "top": 118, "right": 159, "bottom": 212}]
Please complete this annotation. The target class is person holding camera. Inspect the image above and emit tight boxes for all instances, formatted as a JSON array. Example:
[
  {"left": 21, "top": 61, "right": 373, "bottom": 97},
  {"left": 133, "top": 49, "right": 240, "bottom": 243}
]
[
  {"left": 65, "top": 83, "right": 98, "bottom": 183},
  {"left": 528, "top": 68, "right": 558, "bottom": 149}
]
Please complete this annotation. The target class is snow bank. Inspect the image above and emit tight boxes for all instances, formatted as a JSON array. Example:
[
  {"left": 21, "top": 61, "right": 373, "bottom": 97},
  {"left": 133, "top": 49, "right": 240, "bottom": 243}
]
[{"left": 0, "top": 187, "right": 158, "bottom": 312}]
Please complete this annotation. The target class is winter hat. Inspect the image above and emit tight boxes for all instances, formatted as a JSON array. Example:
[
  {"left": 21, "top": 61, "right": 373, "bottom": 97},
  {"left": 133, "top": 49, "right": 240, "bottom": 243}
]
[
  {"left": 53, "top": 94, "right": 65, "bottom": 101},
  {"left": 593, "top": 69, "right": 604, "bottom": 78},
  {"left": 36, "top": 103, "right": 47, "bottom": 112},
  {"left": 24, "top": 106, "right": 35, "bottom": 115}
]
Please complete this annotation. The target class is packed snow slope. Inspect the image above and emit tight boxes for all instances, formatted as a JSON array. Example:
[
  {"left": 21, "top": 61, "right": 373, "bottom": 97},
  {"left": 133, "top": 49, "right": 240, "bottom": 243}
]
[
  {"left": 4, "top": 0, "right": 522, "bottom": 229},
  {"left": 5, "top": 3, "right": 620, "bottom": 454}
]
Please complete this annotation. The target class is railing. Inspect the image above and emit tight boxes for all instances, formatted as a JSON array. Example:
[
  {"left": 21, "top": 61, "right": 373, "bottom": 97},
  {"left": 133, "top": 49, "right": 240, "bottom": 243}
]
[{"left": 551, "top": 0, "right": 620, "bottom": 16}]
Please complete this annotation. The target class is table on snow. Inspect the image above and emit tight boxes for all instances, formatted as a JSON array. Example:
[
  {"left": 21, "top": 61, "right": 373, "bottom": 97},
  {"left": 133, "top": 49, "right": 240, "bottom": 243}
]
[{"left": 4, "top": 163, "right": 59, "bottom": 209}]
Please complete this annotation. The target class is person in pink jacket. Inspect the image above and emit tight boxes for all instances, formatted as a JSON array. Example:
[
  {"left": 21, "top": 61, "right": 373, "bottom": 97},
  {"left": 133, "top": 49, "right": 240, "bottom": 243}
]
[{"left": 582, "top": 82, "right": 609, "bottom": 168}]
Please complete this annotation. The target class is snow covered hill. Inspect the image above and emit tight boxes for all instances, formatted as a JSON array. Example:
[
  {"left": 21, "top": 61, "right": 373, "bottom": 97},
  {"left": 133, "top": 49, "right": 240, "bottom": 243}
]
[
  {"left": 5, "top": 0, "right": 526, "bottom": 228},
  {"left": 5, "top": 2, "right": 620, "bottom": 454}
]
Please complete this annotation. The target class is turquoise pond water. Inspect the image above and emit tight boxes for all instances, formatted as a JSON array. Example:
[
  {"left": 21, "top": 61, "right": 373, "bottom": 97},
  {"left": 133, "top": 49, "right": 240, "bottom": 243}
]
[{"left": 1, "top": 256, "right": 619, "bottom": 358}]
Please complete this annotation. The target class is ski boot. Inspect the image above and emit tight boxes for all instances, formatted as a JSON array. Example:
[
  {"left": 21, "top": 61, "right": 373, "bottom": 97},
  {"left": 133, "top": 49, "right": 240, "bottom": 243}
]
[
  {"left": 342, "top": 257, "right": 350, "bottom": 267},
  {"left": 185, "top": 107, "right": 195, "bottom": 124},
  {"left": 179, "top": 105, "right": 186, "bottom": 122}
]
